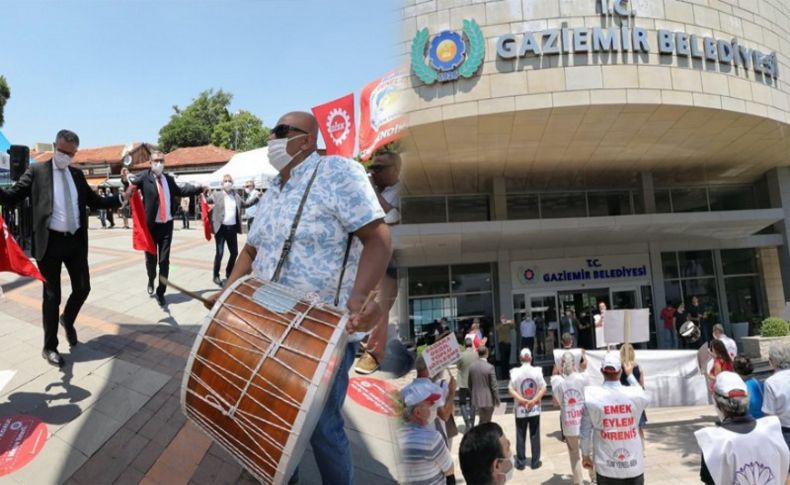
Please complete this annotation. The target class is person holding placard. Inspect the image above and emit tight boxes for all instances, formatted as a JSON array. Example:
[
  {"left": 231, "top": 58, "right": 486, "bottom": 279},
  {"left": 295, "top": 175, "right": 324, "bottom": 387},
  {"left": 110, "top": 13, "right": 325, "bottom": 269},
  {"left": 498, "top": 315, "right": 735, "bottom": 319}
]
[
  {"left": 509, "top": 348, "right": 546, "bottom": 470},
  {"left": 456, "top": 337, "right": 478, "bottom": 431},
  {"left": 620, "top": 343, "right": 647, "bottom": 447}
]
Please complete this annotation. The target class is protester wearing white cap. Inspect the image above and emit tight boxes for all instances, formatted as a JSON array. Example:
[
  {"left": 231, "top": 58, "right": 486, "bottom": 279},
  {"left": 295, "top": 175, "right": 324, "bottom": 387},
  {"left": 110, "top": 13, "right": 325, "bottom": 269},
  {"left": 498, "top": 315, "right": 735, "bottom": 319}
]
[
  {"left": 762, "top": 341, "right": 790, "bottom": 468},
  {"left": 695, "top": 371, "right": 789, "bottom": 484},
  {"left": 580, "top": 351, "right": 649, "bottom": 484},
  {"left": 508, "top": 347, "right": 546, "bottom": 471},
  {"left": 551, "top": 351, "right": 591, "bottom": 485},
  {"left": 398, "top": 379, "right": 456, "bottom": 485}
]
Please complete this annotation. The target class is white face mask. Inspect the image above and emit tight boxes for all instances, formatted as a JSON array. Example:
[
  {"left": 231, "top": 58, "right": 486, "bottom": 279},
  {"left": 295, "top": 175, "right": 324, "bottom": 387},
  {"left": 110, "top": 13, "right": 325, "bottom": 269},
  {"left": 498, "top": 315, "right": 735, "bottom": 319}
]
[
  {"left": 151, "top": 162, "right": 164, "bottom": 175},
  {"left": 53, "top": 151, "right": 72, "bottom": 170},
  {"left": 496, "top": 456, "right": 515, "bottom": 483},
  {"left": 223, "top": 181, "right": 233, "bottom": 191},
  {"left": 268, "top": 135, "right": 306, "bottom": 172}
]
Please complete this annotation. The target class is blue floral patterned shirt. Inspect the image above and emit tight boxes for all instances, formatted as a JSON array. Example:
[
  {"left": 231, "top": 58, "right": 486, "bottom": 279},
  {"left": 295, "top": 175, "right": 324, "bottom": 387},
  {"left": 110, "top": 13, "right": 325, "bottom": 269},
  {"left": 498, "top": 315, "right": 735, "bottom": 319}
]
[{"left": 248, "top": 151, "right": 385, "bottom": 312}]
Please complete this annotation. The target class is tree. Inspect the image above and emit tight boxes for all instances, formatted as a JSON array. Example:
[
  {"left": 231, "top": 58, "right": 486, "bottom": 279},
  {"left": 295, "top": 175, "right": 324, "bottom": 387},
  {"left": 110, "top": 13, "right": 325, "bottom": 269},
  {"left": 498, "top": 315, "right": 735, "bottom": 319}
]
[
  {"left": 211, "top": 111, "right": 270, "bottom": 151},
  {"left": 0, "top": 76, "right": 10, "bottom": 128},
  {"left": 158, "top": 89, "right": 233, "bottom": 152}
]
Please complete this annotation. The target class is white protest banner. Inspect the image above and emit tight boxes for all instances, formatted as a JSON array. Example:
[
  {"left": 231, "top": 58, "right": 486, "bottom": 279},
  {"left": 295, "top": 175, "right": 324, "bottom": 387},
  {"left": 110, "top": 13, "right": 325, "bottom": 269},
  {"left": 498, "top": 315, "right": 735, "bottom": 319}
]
[
  {"left": 422, "top": 334, "right": 462, "bottom": 378},
  {"left": 603, "top": 309, "right": 650, "bottom": 345}
]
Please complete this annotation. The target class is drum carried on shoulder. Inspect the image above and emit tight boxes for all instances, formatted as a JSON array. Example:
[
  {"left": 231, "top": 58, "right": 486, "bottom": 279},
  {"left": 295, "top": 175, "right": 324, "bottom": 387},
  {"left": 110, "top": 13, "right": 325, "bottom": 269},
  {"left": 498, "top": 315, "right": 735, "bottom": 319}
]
[{"left": 181, "top": 275, "right": 349, "bottom": 484}]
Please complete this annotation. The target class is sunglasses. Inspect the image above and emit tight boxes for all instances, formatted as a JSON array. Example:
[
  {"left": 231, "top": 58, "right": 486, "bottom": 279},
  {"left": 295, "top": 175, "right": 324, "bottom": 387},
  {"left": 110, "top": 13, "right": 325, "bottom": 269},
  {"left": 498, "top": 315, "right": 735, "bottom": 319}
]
[
  {"left": 368, "top": 164, "right": 389, "bottom": 173},
  {"left": 272, "top": 124, "right": 308, "bottom": 139}
]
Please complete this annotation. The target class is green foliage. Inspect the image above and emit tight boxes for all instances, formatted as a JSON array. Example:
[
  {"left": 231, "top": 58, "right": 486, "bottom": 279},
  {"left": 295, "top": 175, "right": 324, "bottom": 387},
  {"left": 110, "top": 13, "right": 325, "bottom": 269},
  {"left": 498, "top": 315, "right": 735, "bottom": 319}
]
[
  {"left": 0, "top": 76, "right": 10, "bottom": 128},
  {"left": 159, "top": 89, "right": 233, "bottom": 152},
  {"left": 760, "top": 317, "right": 790, "bottom": 337},
  {"left": 211, "top": 111, "right": 270, "bottom": 151}
]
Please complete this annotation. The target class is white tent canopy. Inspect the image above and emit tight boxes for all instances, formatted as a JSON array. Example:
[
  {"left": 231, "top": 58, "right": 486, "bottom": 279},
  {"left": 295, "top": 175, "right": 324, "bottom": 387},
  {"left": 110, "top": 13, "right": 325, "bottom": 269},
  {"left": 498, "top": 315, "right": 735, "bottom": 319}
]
[{"left": 176, "top": 146, "right": 277, "bottom": 189}]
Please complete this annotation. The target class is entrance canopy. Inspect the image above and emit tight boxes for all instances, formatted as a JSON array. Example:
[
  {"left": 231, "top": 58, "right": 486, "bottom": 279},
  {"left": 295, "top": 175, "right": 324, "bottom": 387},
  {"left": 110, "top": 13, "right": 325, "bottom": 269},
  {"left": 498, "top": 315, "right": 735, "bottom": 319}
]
[
  {"left": 393, "top": 209, "right": 784, "bottom": 265},
  {"left": 176, "top": 146, "right": 278, "bottom": 189}
]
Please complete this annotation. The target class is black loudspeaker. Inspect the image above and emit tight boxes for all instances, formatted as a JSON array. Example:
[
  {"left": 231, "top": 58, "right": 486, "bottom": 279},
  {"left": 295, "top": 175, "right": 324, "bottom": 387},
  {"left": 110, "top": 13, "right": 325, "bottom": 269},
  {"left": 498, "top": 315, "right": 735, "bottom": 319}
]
[{"left": 8, "top": 145, "right": 29, "bottom": 181}]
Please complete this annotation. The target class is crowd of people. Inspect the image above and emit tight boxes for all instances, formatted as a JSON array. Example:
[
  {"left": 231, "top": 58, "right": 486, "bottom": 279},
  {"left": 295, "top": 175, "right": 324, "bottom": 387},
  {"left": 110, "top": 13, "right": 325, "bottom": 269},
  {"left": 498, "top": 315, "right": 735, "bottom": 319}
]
[{"left": 398, "top": 318, "right": 790, "bottom": 485}]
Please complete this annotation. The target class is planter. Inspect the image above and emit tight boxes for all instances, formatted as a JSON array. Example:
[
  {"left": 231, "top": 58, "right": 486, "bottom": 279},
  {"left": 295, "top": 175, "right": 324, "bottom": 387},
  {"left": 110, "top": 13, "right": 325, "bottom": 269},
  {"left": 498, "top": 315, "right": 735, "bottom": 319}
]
[{"left": 741, "top": 335, "right": 790, "bottom": 360}]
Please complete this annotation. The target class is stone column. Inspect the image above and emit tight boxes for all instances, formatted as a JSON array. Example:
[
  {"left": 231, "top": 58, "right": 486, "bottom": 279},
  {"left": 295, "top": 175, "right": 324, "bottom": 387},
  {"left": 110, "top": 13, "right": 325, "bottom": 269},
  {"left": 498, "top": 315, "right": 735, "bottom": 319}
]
[
  {"left": 492, "top": 176, "right": 507, "bottom": 221},
  {"left": 640, "top": 172, "right": 655, "bottom": 214},
  {"left": 759, "top": 247, "right": 786, "bottom": 319},
  {"left": 764, "top": 168, "right": 790, "bottom": 302}
]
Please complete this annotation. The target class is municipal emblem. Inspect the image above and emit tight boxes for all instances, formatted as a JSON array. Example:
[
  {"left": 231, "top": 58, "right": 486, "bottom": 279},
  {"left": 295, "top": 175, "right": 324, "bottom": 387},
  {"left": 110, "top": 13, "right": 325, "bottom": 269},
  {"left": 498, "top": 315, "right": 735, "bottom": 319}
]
[
  {"left": 517, "top": 266, "right": 539, "bottom": 285},
  {"left": 411, "top": 19, "right": 485, "bottom": 85}
]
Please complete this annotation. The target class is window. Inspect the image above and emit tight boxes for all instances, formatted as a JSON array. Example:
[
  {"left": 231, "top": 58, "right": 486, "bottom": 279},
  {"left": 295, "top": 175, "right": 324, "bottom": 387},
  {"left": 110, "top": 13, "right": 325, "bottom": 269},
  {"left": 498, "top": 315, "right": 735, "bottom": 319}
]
[
  {"left": 725, "top": 276, "right": 761, "bottom": 323},
  {"left": 709, "top": 186, "right": 756, "bottom": 211},
  {"left": 448, "top": 195, "right": 489, "bottom": 222},
  {"left": 587, "top": 191, "right": 632, "bottom": 217},
  {"left": 662, "top": 250, "right": 719, "bottom": 323},
  {"left": 678, "top": 251, "right": 714, "bottom": 277},
  {"left": 655, "top": 190, "right": 672, "bottom": 213},
  {"left": 407, "top": 263, "right": 497, "bottom": 342},
  {"left": 540, "top": 193, "right": 587, "bottom": 219},
  {"left": 661, "top": 252, "right": 679, "bottom": 279},
  {"left": 506, "top": 194, "right": 540, "bottom": 220},
  {"left": 401, "top": 197, "right": 446, "bottom": 224},
  {"left": 721, "top": 249, "right": 758, "bottom": 275},
  {"left": 671, "top": 188, "right": 709, "bottom": 213}
]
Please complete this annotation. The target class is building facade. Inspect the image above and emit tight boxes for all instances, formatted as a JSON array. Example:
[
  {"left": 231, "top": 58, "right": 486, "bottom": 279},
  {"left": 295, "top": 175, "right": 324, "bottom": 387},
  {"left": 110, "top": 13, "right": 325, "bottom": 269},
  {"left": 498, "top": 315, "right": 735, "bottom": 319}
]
[{"left": 395, "top": 0, "right": 790, "bottom": 358}]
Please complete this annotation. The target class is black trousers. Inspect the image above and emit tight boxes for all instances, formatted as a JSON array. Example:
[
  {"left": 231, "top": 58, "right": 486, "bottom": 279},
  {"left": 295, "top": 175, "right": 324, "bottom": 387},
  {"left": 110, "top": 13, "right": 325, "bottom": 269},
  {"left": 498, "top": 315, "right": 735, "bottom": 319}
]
[
  {"left": 145, "top": 221, "right": 173, "bottom": 297},
  {"left": 498, "top": 341, "right": 511, "bottom": 378},
  {"left": 516, "top": 415, "right": 541, "bottom": 468},
  {"left": 181, "top": 210, "right": 189, "bottom": 229},
  {"left": 37, "top": 230, "right": 90, "bottom": 351},
  {"left": 247, "top": 217, "right": 254, "bottom": 232},
  {"left": 213, "top": 224, "right": 239, "bottom": 279},
  {"left": 521, "top": 337, "right": 534, "bottom": 354},
  {"left": 596, "top": 473, "right": 644, "bottom": 484},
  {"left": 106, "top": 209, "right": 114, "bottom": 227}
]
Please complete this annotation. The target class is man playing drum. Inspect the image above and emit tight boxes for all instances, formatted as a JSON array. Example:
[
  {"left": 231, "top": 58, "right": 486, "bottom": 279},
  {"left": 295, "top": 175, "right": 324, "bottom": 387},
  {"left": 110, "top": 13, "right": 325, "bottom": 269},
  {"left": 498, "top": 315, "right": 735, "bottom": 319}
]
[{"left": 205, "top": 111, "right": 391, "bottom": 484}]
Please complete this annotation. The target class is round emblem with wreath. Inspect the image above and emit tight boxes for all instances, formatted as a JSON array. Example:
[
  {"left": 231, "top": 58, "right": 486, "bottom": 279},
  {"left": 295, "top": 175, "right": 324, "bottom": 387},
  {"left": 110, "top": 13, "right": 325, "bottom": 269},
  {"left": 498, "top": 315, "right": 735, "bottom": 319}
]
[{"left": 411, "top": 19, "right": 484, "bottom": 85}]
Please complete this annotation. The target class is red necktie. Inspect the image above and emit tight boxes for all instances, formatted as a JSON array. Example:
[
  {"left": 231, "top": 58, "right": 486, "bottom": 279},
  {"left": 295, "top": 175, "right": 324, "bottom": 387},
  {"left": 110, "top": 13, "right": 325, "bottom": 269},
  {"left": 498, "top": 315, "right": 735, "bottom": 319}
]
[{"left": 157, "top": 175, "right": 167, "bottom": 222}]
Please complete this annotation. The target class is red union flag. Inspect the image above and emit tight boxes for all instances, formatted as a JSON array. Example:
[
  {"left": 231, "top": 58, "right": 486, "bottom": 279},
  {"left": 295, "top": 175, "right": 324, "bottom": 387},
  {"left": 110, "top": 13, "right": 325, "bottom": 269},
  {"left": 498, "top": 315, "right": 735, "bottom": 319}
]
[
  {"left": 0, "top": 213, "right": 45, "bottom": 282},
  {"left": 312, "top": 94, "right": 355, "bottom": 157},
  {"left": 358, "top": 68, "right": 408, "bottom": 161}
]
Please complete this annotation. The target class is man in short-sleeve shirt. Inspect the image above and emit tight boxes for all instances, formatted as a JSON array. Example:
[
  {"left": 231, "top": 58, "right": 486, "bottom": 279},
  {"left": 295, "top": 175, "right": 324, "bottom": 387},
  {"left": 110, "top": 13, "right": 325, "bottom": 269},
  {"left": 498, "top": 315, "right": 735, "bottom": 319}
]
[{"left": 207, "top": 112, "right": 391, "bottom": 485}]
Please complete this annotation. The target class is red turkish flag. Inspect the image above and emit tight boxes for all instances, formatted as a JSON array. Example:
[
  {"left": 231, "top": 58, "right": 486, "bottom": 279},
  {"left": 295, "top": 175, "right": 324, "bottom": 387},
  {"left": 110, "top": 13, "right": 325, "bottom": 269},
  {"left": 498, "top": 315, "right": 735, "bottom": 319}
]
[
  {"left": 131, "top": 190, "right": 156, "bottom": 255},
  {"left": 200, "top": 194, "right": 212, "bottom": 241},
  {"left": 358, "top": 68, "right": 408, "bottom": 161},
  {"left": 0, "top": 212, "right": 45, "bottom": 282},
  {"left": 312, "top": 93, "right": 355, "bottom": 157}
]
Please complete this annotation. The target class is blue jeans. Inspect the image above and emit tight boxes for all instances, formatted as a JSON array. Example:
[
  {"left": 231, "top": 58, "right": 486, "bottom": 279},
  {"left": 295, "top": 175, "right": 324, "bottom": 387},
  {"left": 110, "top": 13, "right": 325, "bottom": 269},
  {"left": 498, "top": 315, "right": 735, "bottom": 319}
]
[
  {"left": 662, "top": 326, "right": 678, "bottom": 349},
  {"left": 291, "top": 341, "right": 358, "bottom": 484}
]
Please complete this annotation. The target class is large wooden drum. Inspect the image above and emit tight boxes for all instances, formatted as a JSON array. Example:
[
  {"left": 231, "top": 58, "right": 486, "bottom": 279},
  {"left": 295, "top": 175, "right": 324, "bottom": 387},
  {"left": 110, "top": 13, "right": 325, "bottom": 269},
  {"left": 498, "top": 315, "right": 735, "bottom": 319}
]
[{"left": 181, "top": 276, "right": 349, "bottom": 484}]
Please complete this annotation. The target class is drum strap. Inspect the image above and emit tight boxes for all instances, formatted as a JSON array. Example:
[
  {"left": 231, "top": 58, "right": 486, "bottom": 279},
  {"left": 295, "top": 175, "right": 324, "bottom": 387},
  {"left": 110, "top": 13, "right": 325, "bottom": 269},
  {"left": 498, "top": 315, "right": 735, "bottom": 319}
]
[
  {"left": 272, "top": 161, "right": 323, "bottom": 284},
  {"left": 271, "top": 160, "right": 353, "bottom": 308}
]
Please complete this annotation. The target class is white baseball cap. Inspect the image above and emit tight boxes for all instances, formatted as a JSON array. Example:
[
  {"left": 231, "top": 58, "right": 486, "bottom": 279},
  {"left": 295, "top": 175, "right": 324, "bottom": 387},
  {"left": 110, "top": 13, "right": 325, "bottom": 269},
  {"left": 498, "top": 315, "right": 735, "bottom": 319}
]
[
  {"left": 401, "top": 380, "right": 443, "bottom": 407},
  {"left": 520, "top": 348, "right": 532, "bottom": 360},
  {"left": 601, "top": 352, "right": 622, "bottom": 373},
  {"left": 713, "top": 371, "right": 748, "bottom": 398}
]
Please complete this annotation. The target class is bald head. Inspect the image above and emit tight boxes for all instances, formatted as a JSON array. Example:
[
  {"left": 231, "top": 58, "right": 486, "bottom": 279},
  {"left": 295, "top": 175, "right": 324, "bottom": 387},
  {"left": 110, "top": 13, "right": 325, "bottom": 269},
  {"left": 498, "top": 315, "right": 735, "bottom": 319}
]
[{"left": 278, "top": 111, "right": 318, "bottom": 138}]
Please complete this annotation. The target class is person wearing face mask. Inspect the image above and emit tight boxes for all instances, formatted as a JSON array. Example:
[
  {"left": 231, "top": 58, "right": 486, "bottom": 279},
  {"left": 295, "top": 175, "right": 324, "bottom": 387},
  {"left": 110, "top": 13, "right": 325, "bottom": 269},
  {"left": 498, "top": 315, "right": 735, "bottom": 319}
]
[
  {"left": 242, "top": 180, "right": 261, "bottom": 231},
  {"left": 508, "top": 348, "right": 546, "bottom": 471},
  {"left": 398, "top": 379, "right": 456, "bottom": 485},
  {"left": 124, "top": 151, "right": 205, "bottom": 307},
  {"left": 203, "top": 111, "right": 391, "bottom": 485},
  {"left": 459, "top": 422, "right": 514, "bottom": 484},
  {"left": 205, "top": 174, "right": 256, "bottom": 287},
  {"left": 0, "top": 130, "right": 122, "bottom": 367},
  {"left": 696, "top": 371, "right": 789, "bottom": 484}
]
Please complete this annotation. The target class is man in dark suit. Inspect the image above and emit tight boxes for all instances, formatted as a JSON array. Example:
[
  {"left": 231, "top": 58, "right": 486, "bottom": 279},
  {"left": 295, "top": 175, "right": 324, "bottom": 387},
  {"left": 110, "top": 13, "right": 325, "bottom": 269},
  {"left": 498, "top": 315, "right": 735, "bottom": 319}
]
[
  {"left": 206, "top": 174, "right": 255, "bottom": 287},
  {"left": 0, "top": 130, "right": 121, "bottom": 367},
  {"left": 126, "top": 151, "right": 203, "bottom": 306},
  {"left": 469, "top": 346, "right": 500, "bottom": 424}
]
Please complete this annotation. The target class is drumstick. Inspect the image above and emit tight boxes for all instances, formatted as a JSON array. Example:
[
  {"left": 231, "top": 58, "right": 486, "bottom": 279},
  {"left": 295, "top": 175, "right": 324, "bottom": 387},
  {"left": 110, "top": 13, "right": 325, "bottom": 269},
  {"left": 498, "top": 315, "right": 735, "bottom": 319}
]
[
  {"left": 159, "top": 276, "right": 212, "bottom": 306},
  {"left": 359, "top": 290, "right": 378, "bottom": 313}
]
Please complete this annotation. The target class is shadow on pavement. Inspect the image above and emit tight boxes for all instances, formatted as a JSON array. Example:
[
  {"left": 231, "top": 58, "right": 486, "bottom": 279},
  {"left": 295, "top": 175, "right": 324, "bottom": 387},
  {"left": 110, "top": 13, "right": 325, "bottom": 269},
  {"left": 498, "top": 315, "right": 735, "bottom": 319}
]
[{"left": 0, "top": 365, "right": 90, "bottom": 425}]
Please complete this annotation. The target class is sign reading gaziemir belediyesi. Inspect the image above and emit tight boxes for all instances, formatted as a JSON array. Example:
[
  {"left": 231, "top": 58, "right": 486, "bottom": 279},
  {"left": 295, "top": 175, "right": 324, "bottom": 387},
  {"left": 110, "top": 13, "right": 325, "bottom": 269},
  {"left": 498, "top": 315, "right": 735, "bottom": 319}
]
[{"left": 496, "top": 0, "right": 778, "bottom": 79}]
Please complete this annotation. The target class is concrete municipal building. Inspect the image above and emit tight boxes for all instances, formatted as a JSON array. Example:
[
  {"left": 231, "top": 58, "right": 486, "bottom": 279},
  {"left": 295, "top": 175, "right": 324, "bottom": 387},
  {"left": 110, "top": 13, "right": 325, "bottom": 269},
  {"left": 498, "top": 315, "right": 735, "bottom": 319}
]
[{"left": 392, "top": 0, "right": 790, "bottom": 358}]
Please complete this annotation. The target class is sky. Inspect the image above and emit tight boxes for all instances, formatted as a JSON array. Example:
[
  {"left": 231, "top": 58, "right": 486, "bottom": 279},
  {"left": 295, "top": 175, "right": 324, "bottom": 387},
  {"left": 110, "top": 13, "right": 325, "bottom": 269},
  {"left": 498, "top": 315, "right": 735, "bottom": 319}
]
[{"left": 0, "top": 0, "right": 401, "bottom": 148}]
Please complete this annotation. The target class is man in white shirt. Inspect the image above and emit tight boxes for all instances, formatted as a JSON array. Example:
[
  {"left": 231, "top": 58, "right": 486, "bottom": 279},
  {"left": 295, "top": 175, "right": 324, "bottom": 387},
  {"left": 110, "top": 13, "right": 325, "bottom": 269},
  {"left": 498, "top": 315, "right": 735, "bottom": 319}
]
[
  {"left": 355, "top": 150, "right": 402, "bottom": 374},
  {"left": 552, "top": 351, "right": 591, "bottom": 485},
  {"left": 206, "top": 174, "right": 255, "bottom": 287},
  {"left": 520, "top": 315, "right": 536, "bottom": 355},
  {"left": 509, "top": 348, "right": 546, "bottom": 470},
  {"left": 696, "top": 371, "right": 789, "bottom": 484},
  {"left": 763, "top": 341, "right": 790, "bottom": 463},
  {"left": 242, "top": 179, "right": 261, "bottom": 231},
  {"left": 0, "top": 130, "right": 122, "bottom": 367},
  {"left": 580, "top": 352, "right": 649, "bottom": 485},
  {"left": 712, "top": 324, "right": 738, "bottom": 360}
]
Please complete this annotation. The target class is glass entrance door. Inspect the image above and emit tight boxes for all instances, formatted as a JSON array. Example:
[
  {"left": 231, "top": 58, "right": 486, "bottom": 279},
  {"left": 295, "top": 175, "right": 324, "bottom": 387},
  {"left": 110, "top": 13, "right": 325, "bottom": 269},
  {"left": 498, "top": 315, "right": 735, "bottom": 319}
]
[
  {"left": 557, "top": 288, "right": 610, "bottom": 350},
  {"left": 512, "top": 292, "right": 557, "bottom": 362},
  {"left": 610, "top": 288, "right": 639, "bottom": 310}
]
